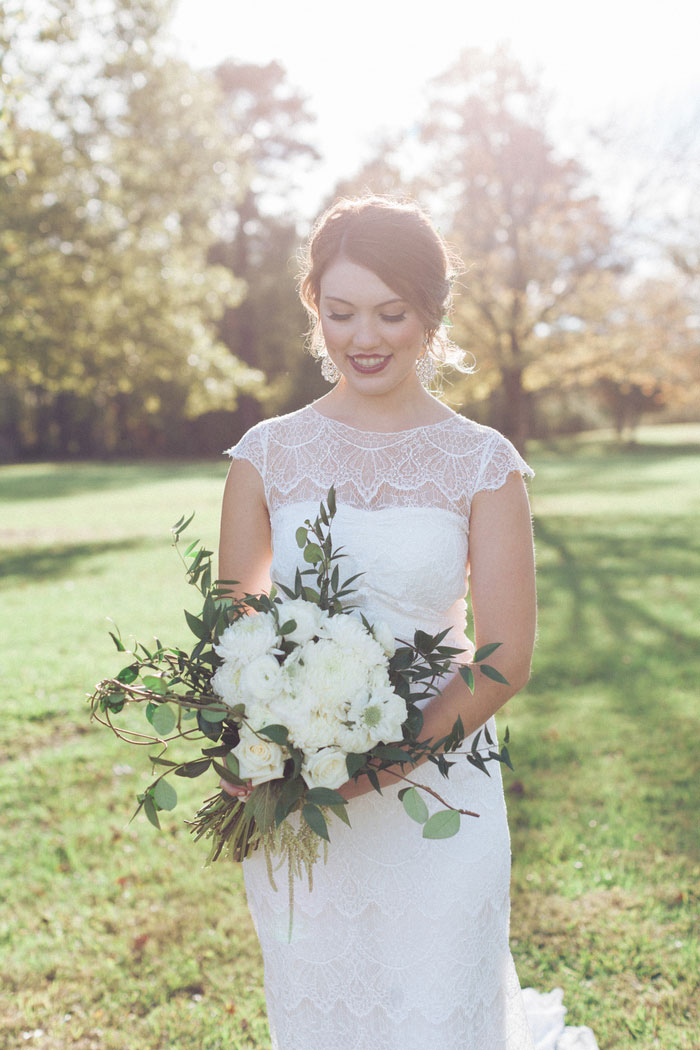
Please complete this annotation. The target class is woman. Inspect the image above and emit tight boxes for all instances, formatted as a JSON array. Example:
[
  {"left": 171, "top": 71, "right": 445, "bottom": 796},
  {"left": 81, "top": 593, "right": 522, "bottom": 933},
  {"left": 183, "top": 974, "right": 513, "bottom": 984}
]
[{"left": 219, "top": 195, "right": 540, "bottom": 1050}]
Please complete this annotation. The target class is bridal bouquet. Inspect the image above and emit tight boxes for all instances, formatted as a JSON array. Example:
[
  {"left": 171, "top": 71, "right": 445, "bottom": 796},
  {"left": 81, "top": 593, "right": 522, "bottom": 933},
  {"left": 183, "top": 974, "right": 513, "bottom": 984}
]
[{"left": 89, "top": 487, "right": 511, "bottom": 894}]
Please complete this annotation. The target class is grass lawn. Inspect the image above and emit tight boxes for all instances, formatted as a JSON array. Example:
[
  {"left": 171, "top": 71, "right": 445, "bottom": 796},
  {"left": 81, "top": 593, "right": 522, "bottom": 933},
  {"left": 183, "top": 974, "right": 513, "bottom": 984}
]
[{"left": 1, "top": 424, "right": 698, "bottom": 1049}]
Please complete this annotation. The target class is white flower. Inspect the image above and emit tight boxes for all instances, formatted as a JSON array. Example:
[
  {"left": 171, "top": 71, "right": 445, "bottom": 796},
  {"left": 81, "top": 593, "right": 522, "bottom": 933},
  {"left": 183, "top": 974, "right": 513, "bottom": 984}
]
[
  {"left": 232, "top": 727, "right": 287, "bottom": 786},
  {"left": 292, "top": 638, "right": 369, "bottom": 709},
  {"left": 211, "top": 662, "right": 245, "bottom": 708},
  {"left": 319, "top": 614, "right": 385, "bottom": 665},
  {"left": 276, "top": 599, "right": 327, "bottom": 645},
  {"left": 372, "top": 619, "right": 396, "bottom": 658},
  {"left": 214, "top": 613, "right": 278, "bottom": 668},
  {"left": 348, "top": 688, "right": 407, "bottom": 747},
  {"left": 302, "top": 747, "right": 349, "bottom": 790},
  {"left": 240, "top": 654, "right": 284, "bottom": 702}
]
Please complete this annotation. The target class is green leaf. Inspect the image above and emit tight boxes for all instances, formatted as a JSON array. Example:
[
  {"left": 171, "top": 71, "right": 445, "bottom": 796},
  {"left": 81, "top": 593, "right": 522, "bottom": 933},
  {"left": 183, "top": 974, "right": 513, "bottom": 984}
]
[
  {"left": 175, "top": 759, "right": 211, "bottom": 778},
  {"left": 327, "top": 486, "right": 336, "bottom": 515},
  {"left": 402, "top": 787, "right": 429, "bottom": 824},
  {"left": 197, "top": 710, "right": 222, "bottom": 741},
  {"left": 278, "top": 619, "right": 297, "bottom": 636},
  {"left": 149, "top": 755, "right": 179, "bottom": 768},
  {"left": 303, "top": 543, "right": 323, "bottom": 564},
  {"left": 459, "top": 665, "right": 475, "bottom": 692},
  {"left": 184, "top": 609, "right": 208, "bottom": 640},
  {"left": 143, "top": 795, "right": 161, "bottom": 829},
  {"left": 480, "top": 664, "right": 510, "bottom": 686},
  {"left": 500, "top": 745, "right": 513, "bottom": 771},
  {"left": 108, "top": 631, "right": 126, "bottom": 652},
  {"left": 116, "top": 664, "right": 138, "bottom": 684},
  {"left": 225, "top": 752, "right": 240, "bottom": 777},
  {"left": 258, "top": 724, "right": 289, "bottom": 746},
  {"left": 151, "top": 705, "right": 176, "bottom": 736},
  {"left": 274, "top": 777, "right": 305, "bottom": 826},
  {"left": 346, "top": 753, "right": 368, "bottom": 778},
  {"left": 473, "top": 642, "right": 502, "bottom": 662},
  {"left": 200, "top": 705, "right": 228, "bottom": 723},
  {"left": 329, "top": 802, "right": 351, "bottom": 827},
  {"left": 248, "top": 782, "right": 282, "bottom": 834},
  {"left": 153, "top": 779, "right": 177, "bottom": 811},
  {"left": 305, "top": 787, "right": 347, "bottom": 807},
  {"left": 302, "top": 803, "right": 329, "bottom": 841},
  {"left": 303, "top": 586, "right": 320, "bottom": 603},
  {"left": 295, "top": 526, "right": 307, "bottom": 548},
  {"left": 141, "top": 675, "right": 166, "bottom": 695},
  {"left": 422, "top": 809, "right": 460, "bottom": 839}
]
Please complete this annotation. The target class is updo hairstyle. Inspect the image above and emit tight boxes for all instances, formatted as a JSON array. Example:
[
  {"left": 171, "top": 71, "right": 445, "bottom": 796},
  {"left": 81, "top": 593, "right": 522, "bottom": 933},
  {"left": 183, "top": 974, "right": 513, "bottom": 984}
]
[{"left": 298, "top": 195, "right": 471, "bottom": 372}]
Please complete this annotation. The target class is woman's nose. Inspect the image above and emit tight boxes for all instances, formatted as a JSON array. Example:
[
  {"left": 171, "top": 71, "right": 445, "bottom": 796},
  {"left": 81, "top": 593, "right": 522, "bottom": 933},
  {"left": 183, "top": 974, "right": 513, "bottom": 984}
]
[{"left": 352, "top": 319, "right": 381, "bottom": 349}]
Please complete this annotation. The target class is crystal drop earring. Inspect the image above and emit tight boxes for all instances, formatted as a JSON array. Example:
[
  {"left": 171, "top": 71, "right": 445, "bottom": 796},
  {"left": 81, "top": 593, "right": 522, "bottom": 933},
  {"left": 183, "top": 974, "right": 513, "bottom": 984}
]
[
  {"left": 320, "top": 352, "right": 341, "bottom": 384},
  {"left": 416, "top": 350, "right": 437, "bottom": 386}
]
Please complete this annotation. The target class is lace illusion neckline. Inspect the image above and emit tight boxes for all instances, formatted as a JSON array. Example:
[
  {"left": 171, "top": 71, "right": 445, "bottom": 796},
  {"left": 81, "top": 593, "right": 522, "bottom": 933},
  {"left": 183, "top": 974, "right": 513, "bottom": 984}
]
[{"left": 308, "top": 403, "right": 458, "bottom": 435}]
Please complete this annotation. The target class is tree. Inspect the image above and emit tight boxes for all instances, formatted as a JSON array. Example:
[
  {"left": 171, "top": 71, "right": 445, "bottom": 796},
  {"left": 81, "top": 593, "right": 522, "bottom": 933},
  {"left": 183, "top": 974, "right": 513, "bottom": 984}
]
[
  {"left": 210, "top": 60, "right": 325, "bottom": 415},
  {"left": 420, "top": 46, "right": 622, "bottom": 451},
  {"left": 0, "top": 0, "right": 263, "bottom": 457}
]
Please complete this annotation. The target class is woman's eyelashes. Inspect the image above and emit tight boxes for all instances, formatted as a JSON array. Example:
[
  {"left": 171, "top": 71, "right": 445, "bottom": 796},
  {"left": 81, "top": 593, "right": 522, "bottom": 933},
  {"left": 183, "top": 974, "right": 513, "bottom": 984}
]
[{"left": 326, "top": 312, "right": 407, "bottom": 323}]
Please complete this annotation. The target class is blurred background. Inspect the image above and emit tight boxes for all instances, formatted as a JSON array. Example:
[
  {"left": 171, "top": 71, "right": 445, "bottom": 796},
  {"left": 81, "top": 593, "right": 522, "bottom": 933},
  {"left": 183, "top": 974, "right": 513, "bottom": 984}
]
[
  {"left": 1, "top": 0, "right": 698, "bottom": 460},
  {"left": 1, "top": 3, "right": 698, "bottom": 1049}
]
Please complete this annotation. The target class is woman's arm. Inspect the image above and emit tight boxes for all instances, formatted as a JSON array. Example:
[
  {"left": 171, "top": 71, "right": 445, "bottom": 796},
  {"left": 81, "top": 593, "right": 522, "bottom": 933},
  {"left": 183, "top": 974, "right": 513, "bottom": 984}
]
[
  {"left": 218, "top": 458, "right": 273, "bottom": 599},
  {"left": 340, "top": 470, "right": 537, "bottom": 799}
]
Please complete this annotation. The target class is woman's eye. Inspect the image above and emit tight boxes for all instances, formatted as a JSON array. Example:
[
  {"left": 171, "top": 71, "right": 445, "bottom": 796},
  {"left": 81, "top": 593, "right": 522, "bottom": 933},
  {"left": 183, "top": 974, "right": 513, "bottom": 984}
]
[
  {"left": 381, "top": 313, "right": 406, "bottom": 323},
  {"left": 328, "top": 312, "right": 352, "bottom": 321}
]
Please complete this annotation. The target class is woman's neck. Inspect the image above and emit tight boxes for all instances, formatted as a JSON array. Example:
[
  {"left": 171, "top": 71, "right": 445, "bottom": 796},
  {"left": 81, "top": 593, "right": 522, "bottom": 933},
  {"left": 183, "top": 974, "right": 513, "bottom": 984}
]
[{"left": 312, "top": 382, "right": 452, "bottom": 433}]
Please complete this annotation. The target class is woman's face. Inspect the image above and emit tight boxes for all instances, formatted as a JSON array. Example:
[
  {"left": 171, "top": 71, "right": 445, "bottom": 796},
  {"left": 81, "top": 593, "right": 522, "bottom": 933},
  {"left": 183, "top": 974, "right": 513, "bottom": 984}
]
[{"left": 319, "top": 258, "right": 425, "bottom": 397}]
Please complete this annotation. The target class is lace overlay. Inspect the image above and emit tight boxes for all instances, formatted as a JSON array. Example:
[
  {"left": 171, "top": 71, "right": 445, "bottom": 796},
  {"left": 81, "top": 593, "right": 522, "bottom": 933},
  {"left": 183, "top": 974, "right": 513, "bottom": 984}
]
[{"left": 225, "top": 405, "right": 537, "bottom": 1050}]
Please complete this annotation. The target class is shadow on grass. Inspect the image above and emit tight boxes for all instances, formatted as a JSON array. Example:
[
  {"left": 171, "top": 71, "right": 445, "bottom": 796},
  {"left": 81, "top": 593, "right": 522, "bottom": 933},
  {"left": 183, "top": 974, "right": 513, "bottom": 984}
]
[
  {"left": 0, "top": 460, "right": 225, "bottom": 502},
  {"left": 0, "top": 536, "right": 160, "bottom": 582}
]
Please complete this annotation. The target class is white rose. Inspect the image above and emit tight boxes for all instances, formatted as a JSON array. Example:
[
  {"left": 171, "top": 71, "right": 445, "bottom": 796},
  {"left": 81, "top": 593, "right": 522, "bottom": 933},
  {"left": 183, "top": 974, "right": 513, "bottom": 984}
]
[
  {"left": 276, "top": 599, "right": 327, "bottom": 645},
  {"left": 240, "top": 654, "right": 284, "bottom": 702},
  {"left": 214, "top": 613, "right": 278, "bottom": 668},
  {"left": 372, "top": 619, "right": 396, "bottom": 658},
  {"left": 232, "top": 727, "right": 287, "bottom": 786},
  {"left": 301, "top": 747, "right": 349, "bottom": 790}
]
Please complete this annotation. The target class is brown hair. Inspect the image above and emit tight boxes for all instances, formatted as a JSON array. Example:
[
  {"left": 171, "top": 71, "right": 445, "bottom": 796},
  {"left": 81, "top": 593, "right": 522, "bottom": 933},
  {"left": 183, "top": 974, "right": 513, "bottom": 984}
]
[{"left": 298, "top": 195, "right": 466, "bottom": 367}]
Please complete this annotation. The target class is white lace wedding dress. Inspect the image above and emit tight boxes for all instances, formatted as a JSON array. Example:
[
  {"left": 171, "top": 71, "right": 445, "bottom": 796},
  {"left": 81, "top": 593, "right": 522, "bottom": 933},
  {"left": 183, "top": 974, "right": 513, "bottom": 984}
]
[{"left": 226, "top": 405, "right": 598, "bottom": 1050}]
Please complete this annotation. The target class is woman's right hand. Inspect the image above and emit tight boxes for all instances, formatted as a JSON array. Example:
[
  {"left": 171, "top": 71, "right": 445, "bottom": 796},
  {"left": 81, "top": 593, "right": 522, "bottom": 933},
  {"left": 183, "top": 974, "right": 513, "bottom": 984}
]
[{"left": 220, "top": 777, "right": 253, "bottom": 801}]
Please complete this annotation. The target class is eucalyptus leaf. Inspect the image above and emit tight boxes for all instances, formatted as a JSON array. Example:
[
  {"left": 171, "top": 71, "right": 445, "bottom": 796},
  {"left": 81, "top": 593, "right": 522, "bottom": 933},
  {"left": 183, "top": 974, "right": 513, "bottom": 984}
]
[
  {"left": 402, "top": 786, "right": 429, "bottom": 824},
  {"left": 459, "top": 665, "right": 475, "bottom": 692},
  {"left": 151, "top": 705, "right": 176, "bottom": 736},
  {"left": 422, "top": 809, "right": 460, "bottom": 839},
  {"left": 329, "top": 803, "right": 351, "bottom": 827},
  {"left": 175, "top": 758, "right": 211, "bottom": 778},
  {"left": 303, "top": 543, "right": 323, "bottom": 564},
  {"left": 116, "top": 664, "right": 138, "bottom": 684},
  {"left": 295, "top": 526, "right": 307, "bottom": 548},
  {"left": 258, "top": 724, "right": 289, "bottom": 746},
  {"left": 200, "top": 706, "right": 228, "bottom": 723},
  {"left": 141, "top": 675, "right": 166, "bottom": 695},
  {"left": 153, "top": 779, "right": 177, "bottom": 811}
]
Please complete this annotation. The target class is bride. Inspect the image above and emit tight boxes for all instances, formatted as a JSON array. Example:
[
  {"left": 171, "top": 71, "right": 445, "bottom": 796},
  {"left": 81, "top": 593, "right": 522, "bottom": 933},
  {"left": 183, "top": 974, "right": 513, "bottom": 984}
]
[{"left": 218, "top": 196, "right": 597, "bottom": 1050}]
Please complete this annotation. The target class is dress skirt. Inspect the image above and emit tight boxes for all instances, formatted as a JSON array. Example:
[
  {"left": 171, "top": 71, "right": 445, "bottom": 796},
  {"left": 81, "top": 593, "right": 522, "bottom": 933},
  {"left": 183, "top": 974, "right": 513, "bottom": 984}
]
[{"left": 242, "top": 728, "right": 536, "bottom": 1050}]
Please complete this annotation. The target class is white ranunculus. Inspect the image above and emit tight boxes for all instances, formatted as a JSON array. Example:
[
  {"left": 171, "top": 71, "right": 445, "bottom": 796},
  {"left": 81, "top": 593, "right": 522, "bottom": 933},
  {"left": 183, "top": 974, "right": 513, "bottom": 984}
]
[
  {"left": 214, "top": 613, "right": 278, "bottom": 668},
  {"left": 372, "top": 619, "right": 396, "bottom": 658},
  {"left": 232, "top": 727, "right": 287, "bottom": 786},
  {"left": 301, "top": 747, "right": 349, "bottom": 790},
  {"left": 276, "top": 599, "right": 327, "bottom": 645},
  {"left": 240, "top": 653, "right": 284, "bottom": 702},
  {"left": 211, "top": 662, "right": 245, "bottom": 707}
]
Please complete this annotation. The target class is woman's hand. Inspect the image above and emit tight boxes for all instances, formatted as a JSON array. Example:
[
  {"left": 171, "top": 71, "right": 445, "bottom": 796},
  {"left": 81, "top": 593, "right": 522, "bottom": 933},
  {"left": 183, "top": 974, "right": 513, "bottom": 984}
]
[{"left": 220, "top": 777, "right": 253, "bottom": 801}]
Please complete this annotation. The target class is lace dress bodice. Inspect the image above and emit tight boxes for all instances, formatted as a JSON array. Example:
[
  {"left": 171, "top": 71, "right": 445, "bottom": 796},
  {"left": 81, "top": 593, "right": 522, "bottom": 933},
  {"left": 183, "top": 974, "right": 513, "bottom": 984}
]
[{"left": 226, "top": 404, "right": 533, "bottom": 653}]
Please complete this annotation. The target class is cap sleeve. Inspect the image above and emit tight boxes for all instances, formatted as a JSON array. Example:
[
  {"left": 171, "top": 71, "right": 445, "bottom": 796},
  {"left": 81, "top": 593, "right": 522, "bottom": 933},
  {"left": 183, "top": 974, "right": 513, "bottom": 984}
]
[
  {"left": 473, "top": 430, "right": 534, "bottom": 496},
  {"left": 223, "top": 421, "right": 268, "bottom": 481}
]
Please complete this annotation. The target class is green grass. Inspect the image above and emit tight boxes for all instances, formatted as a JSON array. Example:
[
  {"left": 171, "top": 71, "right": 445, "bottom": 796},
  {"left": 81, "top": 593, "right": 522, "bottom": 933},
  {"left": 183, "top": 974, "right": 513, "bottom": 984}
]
[{"left": 1, "top": 427, "right": 698, "bottom": 1049}]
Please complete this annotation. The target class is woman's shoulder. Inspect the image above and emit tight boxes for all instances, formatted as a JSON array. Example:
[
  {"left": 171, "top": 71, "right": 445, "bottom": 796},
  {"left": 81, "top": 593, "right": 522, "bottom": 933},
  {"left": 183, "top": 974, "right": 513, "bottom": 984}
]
[{"left": 434, "top": 414, "right": 534, "bottom": 492}]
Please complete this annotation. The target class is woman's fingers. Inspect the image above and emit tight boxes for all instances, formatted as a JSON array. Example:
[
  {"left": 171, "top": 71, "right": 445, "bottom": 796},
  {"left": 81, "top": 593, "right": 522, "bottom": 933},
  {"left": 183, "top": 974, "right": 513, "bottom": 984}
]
[{"left": 220, "top": 777, "right": 253, "bottom": 799}]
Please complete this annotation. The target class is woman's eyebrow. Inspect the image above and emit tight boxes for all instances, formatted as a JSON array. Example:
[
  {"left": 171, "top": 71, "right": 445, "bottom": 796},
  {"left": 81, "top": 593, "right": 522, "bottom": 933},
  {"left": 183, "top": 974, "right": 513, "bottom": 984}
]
[{"left": 324, "top": 295, "right": 406, "bottom": 307}]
